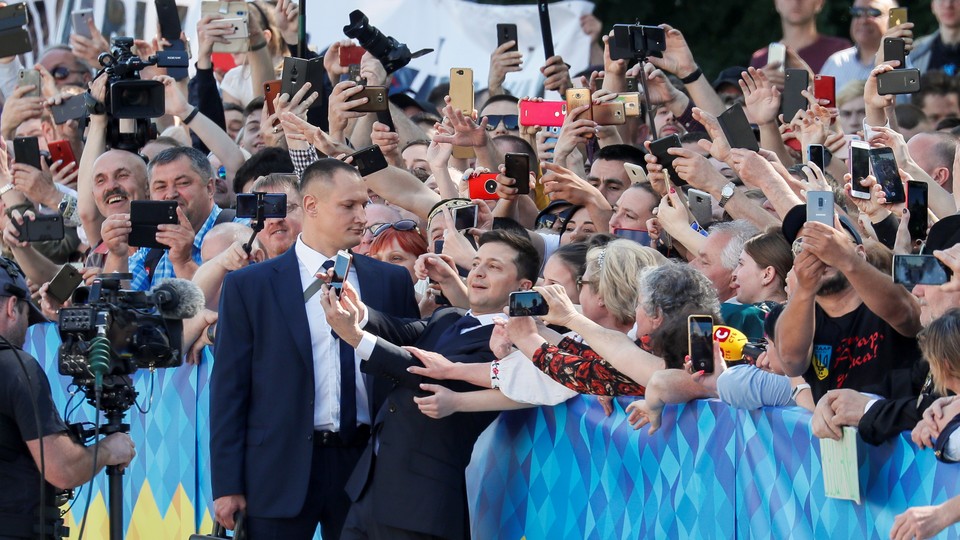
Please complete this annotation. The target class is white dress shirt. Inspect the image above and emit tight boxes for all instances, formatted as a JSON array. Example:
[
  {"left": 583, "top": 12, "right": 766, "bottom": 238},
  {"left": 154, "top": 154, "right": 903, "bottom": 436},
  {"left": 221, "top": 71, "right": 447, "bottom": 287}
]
[{"left": 295, "top": 236, "right": 371, "bottom": 431}]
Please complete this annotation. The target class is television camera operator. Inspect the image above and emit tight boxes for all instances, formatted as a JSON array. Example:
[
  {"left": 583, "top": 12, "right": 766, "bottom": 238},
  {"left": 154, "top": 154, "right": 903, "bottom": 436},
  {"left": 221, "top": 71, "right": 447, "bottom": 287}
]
[{"left": 0, "top": 257, "right": 135, "bottom": 540}]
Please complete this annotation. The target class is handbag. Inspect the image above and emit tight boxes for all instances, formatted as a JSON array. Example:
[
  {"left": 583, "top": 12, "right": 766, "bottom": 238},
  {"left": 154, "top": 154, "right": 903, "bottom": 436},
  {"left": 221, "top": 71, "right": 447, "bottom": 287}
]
[{"left": 189, "top": 513, "right": 246, "bottom": 540}]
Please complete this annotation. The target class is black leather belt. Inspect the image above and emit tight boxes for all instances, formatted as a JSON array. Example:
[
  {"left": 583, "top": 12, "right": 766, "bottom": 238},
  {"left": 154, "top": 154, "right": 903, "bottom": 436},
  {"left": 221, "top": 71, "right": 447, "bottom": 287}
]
[{"left": 313, "top": 424, "right": 371, "bottom": 448}]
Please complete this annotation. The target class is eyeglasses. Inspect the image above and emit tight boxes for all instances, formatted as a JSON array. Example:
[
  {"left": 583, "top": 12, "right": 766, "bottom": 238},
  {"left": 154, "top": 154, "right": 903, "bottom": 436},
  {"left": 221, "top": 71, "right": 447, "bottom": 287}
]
[
  {"left": 370, "top": 219, "right": 420, "bottom": 237},
  {"left": 849, "top": 6, "right": 882, "bottom": 18},
  {"left": 484, "top": 114, "right": 519, "bottom": 131},
  {"left": 575, "top": 276, "right": 595, "bottom": 292},
  {"left": 51, "top": 65, "right": 88, "bottom": 81},
  {"left": 285, "top": 202, "right": 301, "bottom": 213}
]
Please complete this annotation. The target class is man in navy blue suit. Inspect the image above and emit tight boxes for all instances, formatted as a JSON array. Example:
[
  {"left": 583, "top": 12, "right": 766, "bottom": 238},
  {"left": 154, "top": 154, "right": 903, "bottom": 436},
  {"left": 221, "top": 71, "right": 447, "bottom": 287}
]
[
  {"left": 210, "top": 159, "right": 419, "bottom": 539},
  {"left": 321, "top": 229, "right": 541, "bottom": 540}
]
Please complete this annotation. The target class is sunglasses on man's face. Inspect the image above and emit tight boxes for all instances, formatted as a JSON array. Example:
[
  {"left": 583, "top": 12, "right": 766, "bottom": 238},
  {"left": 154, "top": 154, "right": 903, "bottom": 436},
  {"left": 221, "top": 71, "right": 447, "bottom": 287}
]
[
  {"left": 849, "top": 6, "right": 882, "bottom": 18},
  {"left": 484, "top": 114, "right": 519, "bottom": 131},
  {"left": 52, "top": 65, "right": 88, "bottom": 81}
]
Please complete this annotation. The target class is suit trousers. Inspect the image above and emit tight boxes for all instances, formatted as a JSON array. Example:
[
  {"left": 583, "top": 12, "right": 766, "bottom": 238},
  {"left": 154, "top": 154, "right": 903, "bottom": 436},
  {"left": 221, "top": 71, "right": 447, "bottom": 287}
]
[
  {"left": 341, "top": 480, "right": 446, "bottom": 540},
  {"left": 246, "top": 442, "right": 363, "bottom": 540}
]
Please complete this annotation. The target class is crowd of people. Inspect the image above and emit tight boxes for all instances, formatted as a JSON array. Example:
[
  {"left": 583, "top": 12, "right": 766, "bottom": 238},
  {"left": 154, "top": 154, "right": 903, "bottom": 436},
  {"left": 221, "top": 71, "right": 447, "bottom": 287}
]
[{"left": 3, "top": 0, "right": 960, "bottom": 538}]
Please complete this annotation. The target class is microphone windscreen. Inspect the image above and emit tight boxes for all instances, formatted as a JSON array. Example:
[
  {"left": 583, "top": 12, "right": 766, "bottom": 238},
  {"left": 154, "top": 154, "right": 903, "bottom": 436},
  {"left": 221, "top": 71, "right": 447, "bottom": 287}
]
[{"left": 152, "top": 278, "right": 205, "bottom": 319}]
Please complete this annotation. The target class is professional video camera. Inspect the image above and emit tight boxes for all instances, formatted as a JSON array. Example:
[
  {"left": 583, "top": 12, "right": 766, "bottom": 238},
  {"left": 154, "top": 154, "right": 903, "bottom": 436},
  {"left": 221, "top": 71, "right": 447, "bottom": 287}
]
[
  {"left": 96, "top": 37, "right": 188, "bottom": 152},
  {"left": 343, "top": 10, "right": 432, "bottom": 74}
]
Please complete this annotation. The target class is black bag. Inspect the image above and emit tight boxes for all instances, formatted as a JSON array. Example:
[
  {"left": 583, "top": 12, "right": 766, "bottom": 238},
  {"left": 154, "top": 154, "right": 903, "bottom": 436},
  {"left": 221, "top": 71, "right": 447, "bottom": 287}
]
[{"left": 189, "top": 513, "right": 246, "bottom": 540}]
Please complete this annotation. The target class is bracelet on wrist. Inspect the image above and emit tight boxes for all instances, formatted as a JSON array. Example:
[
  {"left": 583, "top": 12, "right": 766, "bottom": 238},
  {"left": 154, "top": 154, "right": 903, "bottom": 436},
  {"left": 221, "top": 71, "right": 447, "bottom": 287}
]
[
  {"left": 250, "top": 40, "right": 268, "bottom": 52},
  {"left": 182, "top": 107, "right": 200, "bottom": 125},
  {"left": 679, "top": 67, "right": 702, "bottom": 85}
]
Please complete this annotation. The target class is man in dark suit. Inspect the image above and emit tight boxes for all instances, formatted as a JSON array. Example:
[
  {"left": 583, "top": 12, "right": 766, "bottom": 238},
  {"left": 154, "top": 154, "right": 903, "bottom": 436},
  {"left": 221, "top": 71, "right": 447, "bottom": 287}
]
[
  {"left": 321, "top": 229, "right": 541, "bottom": 540},
  {"left": 210, "top": 159, "right": 419, "bottom": 539}
]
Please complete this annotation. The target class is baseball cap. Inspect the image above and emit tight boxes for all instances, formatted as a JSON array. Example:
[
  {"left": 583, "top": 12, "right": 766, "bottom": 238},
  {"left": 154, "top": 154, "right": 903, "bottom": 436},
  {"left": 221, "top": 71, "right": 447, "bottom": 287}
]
[
  {"left": 780, "top": 204, "right": 863, "bottom": 245},
  {"left": 0, "top": 257, "right": 48, "bottom": 326},
  {"left": 922, "top": 214, "right": 960, "bottom": 254},
  {"left": 712, "top": 66, "right": 747, "bottom": 92}
]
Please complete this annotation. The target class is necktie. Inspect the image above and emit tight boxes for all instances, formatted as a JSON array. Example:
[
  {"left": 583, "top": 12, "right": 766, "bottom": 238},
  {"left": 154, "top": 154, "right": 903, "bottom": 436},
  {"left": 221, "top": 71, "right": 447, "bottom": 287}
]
[
  {"left": 433, "top": 315, "right": 481, "bottom": 353},
  {"left": 321, "top": 260, "right": 357, "bottom": 439}
]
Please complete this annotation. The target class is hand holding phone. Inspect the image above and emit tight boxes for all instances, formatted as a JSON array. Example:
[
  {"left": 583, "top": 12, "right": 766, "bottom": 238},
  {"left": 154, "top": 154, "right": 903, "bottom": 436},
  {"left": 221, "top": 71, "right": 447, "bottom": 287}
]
[
  {"left": 509, "top": 291, "right": 548, "bottom": 317},
  {"left": 330, "top": 249, "right": 352, "bottom": 294}
]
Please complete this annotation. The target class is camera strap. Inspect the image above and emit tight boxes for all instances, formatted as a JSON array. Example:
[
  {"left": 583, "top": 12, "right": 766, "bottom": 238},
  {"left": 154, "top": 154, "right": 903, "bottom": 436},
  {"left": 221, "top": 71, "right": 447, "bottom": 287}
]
[{"left": 144, "top": 208, "right": 236, "bottom": 283}]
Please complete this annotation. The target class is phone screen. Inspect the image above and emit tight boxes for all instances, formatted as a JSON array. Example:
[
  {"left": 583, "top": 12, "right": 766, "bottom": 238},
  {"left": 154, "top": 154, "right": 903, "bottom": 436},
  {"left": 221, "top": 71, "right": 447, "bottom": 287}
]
[
  {"left": 907, "top": 181, "right": 928, "bottom": 240},
  {"left": 613, "top": 228, "right": 651, "bottom": 245},
  {"left": 332, "top": 250, "right": 352, "bottom": 290},
  {"left": 893, "top": 255, "right": 951, "bottom": 287},
  {"left": 236, "top": 193, "right": 287, "bottom": 219},
  {"left": 509, "top": 291, "right": 548, "bottom": 317},
  {"left": 689, "top": 316, "right": 715, "bottom": 373},
  {"left": 453, "top": 205, "right": 478, "bottom": 231},
  {"left": 807, "top": 144, "right": 827, "bottom": 172},
  {"left": 850, "top": 143, "right": 871, "bottom": 198},
  {"left": 870, "top": 147, "right": 904, "bottom": 203}
]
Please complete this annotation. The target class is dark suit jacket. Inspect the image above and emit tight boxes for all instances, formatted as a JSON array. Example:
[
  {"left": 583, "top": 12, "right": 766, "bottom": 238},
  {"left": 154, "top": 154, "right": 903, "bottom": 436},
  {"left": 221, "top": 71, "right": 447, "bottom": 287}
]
[
  {"left": 210, "top": 247, "right": 418, "bottom": 518},
  {"left": 345, "top": 307, "right": 498, "bottom": 539}
]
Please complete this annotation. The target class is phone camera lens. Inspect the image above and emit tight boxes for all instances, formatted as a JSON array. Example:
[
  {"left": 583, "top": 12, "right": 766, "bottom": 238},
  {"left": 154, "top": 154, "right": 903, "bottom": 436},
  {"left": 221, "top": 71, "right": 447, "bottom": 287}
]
[
  {"left": 485, "top": 179, "right": 498, "bottom": 194},
  {"left": 457, "top": 70, "right": 464, "bottom": 75}
]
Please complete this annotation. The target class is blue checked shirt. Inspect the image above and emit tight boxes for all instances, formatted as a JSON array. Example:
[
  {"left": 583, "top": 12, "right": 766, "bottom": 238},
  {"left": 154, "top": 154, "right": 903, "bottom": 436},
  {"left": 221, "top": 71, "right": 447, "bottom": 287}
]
[{"left": 128, "top": 205, "right": 246, "bottom": 291}]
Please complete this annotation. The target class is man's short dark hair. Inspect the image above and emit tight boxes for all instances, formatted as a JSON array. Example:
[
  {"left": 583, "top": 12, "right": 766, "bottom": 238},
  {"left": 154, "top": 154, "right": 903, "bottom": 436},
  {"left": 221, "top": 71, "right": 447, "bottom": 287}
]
[
  {"left": 300, "top": 158, "right": 361, "bottom": 194},
  {"left": 478, "top": 229, "right": 540, "bottom": 283},
  {"left": 148, "top": 146, "right": 213, "bottom": 183},
  {"left": 244, "top": 96, "right": 266, "bottom": 117},
  {"left": 427, "top": 83, "right": 450, "bottom": 112},
  {"left": 896, "top": 103, "right": 928, "bottom": 129},
  {"left": 224, "top": 102, "right": 244, "bottom": 114},
  {"left": 596, "top": 144, "right": 646, "bottom": 166},
  {"left": 492, "top": 135, "right": 537, "bottom": 174},
  {"left": 401, "top": 139, "right": 430, "bottom": 154},
  {"left": 480, "top": 94, "right": 519, "bottom": 114},
  {"left": 233, "top": 147, "right": 295, "bottom": 194},
  {"left": 912, "top": 70, "right": 960, "bottom": 108}
]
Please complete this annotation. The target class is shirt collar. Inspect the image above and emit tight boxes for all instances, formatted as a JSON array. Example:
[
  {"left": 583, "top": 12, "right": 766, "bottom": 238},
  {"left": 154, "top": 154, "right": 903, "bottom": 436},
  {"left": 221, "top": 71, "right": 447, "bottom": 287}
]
[
  {"left": 295, "top": 234, "right": 336, "bottom": 273},
  {"left": 465, "top": 311, "right": 503, "bottom": 327}
]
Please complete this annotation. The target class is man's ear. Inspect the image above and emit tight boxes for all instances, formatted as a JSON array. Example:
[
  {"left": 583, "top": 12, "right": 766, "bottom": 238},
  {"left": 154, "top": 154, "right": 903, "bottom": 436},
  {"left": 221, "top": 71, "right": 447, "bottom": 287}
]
[
  {"left": 855, "top": 244, "right": 867, "bottom": 260},
  {"left": 519, "top": 279, "right": 533, "bottom": 291},
  {"left": 302, "top": 193, "right": 318, "bottom": 217}
]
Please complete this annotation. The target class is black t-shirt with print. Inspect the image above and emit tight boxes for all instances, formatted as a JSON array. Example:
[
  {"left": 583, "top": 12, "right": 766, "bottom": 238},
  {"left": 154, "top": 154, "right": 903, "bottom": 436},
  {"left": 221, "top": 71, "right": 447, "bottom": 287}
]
[{"left": 805, "top": 302, "right": 920, "bottom": 402}]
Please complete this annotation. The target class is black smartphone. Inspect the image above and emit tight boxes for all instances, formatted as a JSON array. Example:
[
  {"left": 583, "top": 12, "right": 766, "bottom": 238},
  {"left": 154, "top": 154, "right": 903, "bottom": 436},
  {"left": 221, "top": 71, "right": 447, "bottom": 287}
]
[
  {"left": 16, "top": 215, "right": 65, "bottom": 242},
  {"left": 349, "top": 145, "right": 389, "bottom": 177},
  {"left": 509, "top": 291, "right": 548, "bottom": 317},
  {"left": 0, "top": 27, "right": 32, "bottom": 59},
  {"left": 537, "top": 0, "right": 554, "bottom": 60},
  {"left": 236, "top": 193, "right": 287, "bottom": 219},
  {"left": 154, "top": 0, "right": 188, "bottom": 80},
  {"left": 883, "top": 37, "right": 906, "bottom": 68},
  {"left": 877, "top": 69, "right": 921, "bottom": 95},
  {"left": 688, "top": 315, "right": 715, "bottom": 374},
  {"left": 893, "top": 254, "right": 952, "bottom": 287},
  {"left": 47, "top": 264, "right": 83, "bottom": 304},
  {"left": 806, "top": 191, "right": 834, "bottom": 227},
  {"left": 613, "top": 228, "right": 651, "bottom": 245},
  {"left": 452, "top": 204, "right": 478, "bottom": 231},
  {"left": 718, "top": 104, "right": 759, "bottom": 152},
  {"left": 907, "top": 180, "right": 928, "bottom": 241},
  {"left": 869, "top": 147, "right": 905, "bottom": 203},
  {"left": 433, "top": 239, "right": 444, "bottom": 254},
  {"left": 610, "top": 24, "right": 634, "bottom": 61},
  {"left": 497, "top": 23, "right": 518, "bottom": 52},
  {"left": 331, "top": 249, "right": 352, "bottom": 292},
  {"left": 376, "top": 109, "right": 395, "bottom": 132},
  {"left": 504, "top": 153, "right": 530, "bottom": 195},
  {"left": 129, "top": 200, "right": 178, "bottom": 249},
  {"left": 649, "top": 134, "right": 683, "bottom": 186},
  {"left": 13, "top": 136, "right": 40, "bottom": 169},
  {"left": 0, "top": 3, "right": 28, "bottom": 32},
  {"left": 51, "top": 94, "right": 89, "bottom": 124},
  {"left": 849, "top": 141, "right": 871, "bottom": 200},
  {"left": 782, "top": 69, "right": 809, "bottom": 123},
  {"left": 807, "top": 144, "right": 827, "bottom": 172},
  {"left": 280, "top": 56, "right": 325, "bottom": 101}
]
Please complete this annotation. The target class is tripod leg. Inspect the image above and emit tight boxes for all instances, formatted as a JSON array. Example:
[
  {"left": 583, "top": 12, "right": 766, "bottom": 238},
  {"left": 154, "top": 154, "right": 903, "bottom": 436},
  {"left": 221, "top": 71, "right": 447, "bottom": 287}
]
[{"left": 108, "top": 465, "right": 124, "bottom": 540}]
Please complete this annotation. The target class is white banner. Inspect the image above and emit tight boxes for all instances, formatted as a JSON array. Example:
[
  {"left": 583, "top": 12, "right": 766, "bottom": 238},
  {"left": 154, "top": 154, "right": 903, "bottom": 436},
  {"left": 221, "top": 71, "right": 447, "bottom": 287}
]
[{"left": 304, "top": 0, "right": 596, "bottom": 99}]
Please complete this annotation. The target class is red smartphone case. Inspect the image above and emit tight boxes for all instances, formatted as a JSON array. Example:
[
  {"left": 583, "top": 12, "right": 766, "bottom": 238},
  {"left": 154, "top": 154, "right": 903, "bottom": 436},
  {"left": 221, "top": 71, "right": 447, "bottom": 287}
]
[
  {"left": 48, "top": 140, "right": 76, "bottom": 168},
  {"left": 519, "top": 100, "right": 566, "bottom": 127},
  {"left": 339, "top": 45, "right": 366, "bottom": 66},
  {"left": 814, "top": 75, "right": 836, "bottom": 108},
  {"left": 468, "top": 173, "right": 501, "bottom": 200}
]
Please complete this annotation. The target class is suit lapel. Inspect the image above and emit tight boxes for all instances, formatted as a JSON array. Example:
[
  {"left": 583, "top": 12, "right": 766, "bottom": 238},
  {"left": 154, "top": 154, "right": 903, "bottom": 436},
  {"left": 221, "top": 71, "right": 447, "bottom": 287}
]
[{"left": 272, "top": 248, "right": 314, "bottom": 371}]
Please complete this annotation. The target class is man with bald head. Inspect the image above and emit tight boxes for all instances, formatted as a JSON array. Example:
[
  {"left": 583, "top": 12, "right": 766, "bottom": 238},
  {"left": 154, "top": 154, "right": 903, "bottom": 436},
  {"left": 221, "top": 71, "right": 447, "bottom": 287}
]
[
  {"left": 84, "top": 149, "right": 149, "bottom": 270},
  {"left": 820, "top": 0, "right": 902, "bottom": 93},
  {"left": 211, "top": 158, "right": 418, "bottom": 539},
  {"left": 907, "top": 131, "right": 958, "bottom": 192}
]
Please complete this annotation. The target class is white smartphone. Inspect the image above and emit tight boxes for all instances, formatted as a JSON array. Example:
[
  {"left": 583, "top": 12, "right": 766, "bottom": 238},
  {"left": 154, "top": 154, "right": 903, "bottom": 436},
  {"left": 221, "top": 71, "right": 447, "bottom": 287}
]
[
  {"left": 849, "top": 140, "right": 871, "bottom": 200},
  {"left": 768, "top": 43, "right": 786, "bottom": 72},
  {"left": 623, "top": 162, "right": 649, "bottom": 184},
  {"left": 71, "top": 9, "right": 94, "bottom": 39}
]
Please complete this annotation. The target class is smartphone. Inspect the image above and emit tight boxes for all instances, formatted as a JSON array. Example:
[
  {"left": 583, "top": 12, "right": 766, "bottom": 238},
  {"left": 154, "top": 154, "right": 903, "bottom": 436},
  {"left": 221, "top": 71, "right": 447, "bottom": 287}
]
[
  {"left": 51, "top": 94, "right": 89, "bottom": 125},
  {"left": 718, "top": 104, "right": 759, "bottom": 152},
  {"left": 433, "top": 239, "right": 444, "bottom": 254},
  {"left": 623, "top": 162, "right": 648, "bottom": 184},
  {"left": 806, "top": 190, "right": 834, "bottom": 226},
  {"left": 497, "top": 23, "right": 518, "bottom": 52},
  {"left": 0, "top": 28, "right": 32, "bottom": 59},
  {"left": 348, "top": 145, "right": 389, "bottom": 177},
  {"left": 16, "top": 215, "right": 65, "bottom": 243},
  {"left": 235, "top": 193, "right": 286, "bottom": 219},
  {"left": 892, "top": 254, "right": 951, "bottom": 287},
  {"left": 782, "top": 69, "right": 809, "bottom": 122},
  {"left": 339, "top": 44, "right": 365, "bottom": 66},
  {"left": 869, "top": 146, "right": 905, "bottom": 203},
  {"left": 504, "top": 153, "right": 530, "bottom": 195},
  {"left": 280, "top": 57, "right": 325, "bottom": 99},
  {"left": 592, "top": 101, "right": 626, "bottom": 125},
  {"left": 0, "top": 3, "right": 28, "bottom": 32},
  {"left": 565, "top": 88, "right": 592, "bottom": 122},
  {"left": 129, "top": 200, "right": 178, "bottom": 249},
  {"left": 71, "top": 9, "right": 94, "bottom": 39},
  {"left": 449, "top": 68, "right": 474, "bottom": 115},
  {"left": 352, "top": 86, "right": 388, "bottom": 113},
  {"left": 263, "top": 79, "right": 282, "bottom": 123},
  {"left": 688, "top": 315, "right": 715, "bottom": 374},
  {"left": 649, "top": 134, "right": 682, "bottom": 185},
  {"left": 154, "top": 0, "right": 188, "bottom": 80},
  {"left": 615, "top": 93, "right": 641, "bottom": 117},
  {"left": 509, "top": 291, "right": 548, "bottom": 317},
  {"left": 329, "top": 249, "right": 352, "bottom": 293},
  {"left": 376, "top": 109, "right": 395, "bottom": 132},
  {"left": 48, "top": 140, "right": 76, "bottom": 169},
  {"left": 17, "top": 68, "right": 40, "bottom": 97},
  {"left": 849, "top": 141, "right": 871, "bottom": 200},
  {"left": 47, "top": 264, "right": 83, "bottom": 304},
  {"left": 518, "top": 100, "right": 566, "bottom": 127},
  {"left": 883, "top": 38, "right": 906, "bottom": 68},
  {"left": 907, "top": 180, "right": 928, "bottom": 241},
  {"left": 609, "top": 25, "right": 634, "bottom": 61},
  {"left": 889, "top": 7, "right": 908, "bottom": 28},
  {"left": 201, "top": 0, "right": 250, "bottom": 54},
  {"left": 814, "top": 74, "right": 836, "bottom": 108},
  {"left": 768, "top": 42, "right": 786, "bottom": 71},
  {"left": 469, "top": 173, "right": 500, "bottom": 200},
  {"left": 452, "top": 204, "right": 478, "bottom": 231},
  {"left": 688, "top": 188, "right": 714, "bottom": 227},
  {"left": 877, "top": 69, "right": 920, "bottom": 95},
  {"left": 13, "top": 136, "right": 41, "bottom": 169},
  {"left": 612, "top": 228, "right": 651, "bottom": 246},
  {"left": 537, "top": 0, "right": 554, "bottom": 60},
  {"left": 807, "top": 144, "right": 827, "bottom": 172}
]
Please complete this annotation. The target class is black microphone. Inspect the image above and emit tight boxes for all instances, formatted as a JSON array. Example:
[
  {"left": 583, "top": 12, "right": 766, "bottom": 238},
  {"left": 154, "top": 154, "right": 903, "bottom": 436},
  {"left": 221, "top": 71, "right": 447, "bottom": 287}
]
[{"left": 150, "top": 278, "right": 205, "bottom": 319}]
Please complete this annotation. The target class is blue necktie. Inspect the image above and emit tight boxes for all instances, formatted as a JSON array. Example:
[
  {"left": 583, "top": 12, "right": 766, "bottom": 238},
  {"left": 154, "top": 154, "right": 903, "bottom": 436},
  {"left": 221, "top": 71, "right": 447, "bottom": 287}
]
[
  {"left": 322, "top": 260, "right": 357, "bottom": 439},
  {"left": 434, "top": 315, "right": 481, "bottom": 353}
]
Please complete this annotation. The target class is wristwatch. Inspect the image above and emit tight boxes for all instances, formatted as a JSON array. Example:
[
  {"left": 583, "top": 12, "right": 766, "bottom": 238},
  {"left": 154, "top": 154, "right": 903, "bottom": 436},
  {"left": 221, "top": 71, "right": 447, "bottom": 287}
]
[
  {"left": 0, "top": 183, "right": 14, "bottom": 197},
  {"left": 718, "top": 182, "right": 736, "bottom": 208}
]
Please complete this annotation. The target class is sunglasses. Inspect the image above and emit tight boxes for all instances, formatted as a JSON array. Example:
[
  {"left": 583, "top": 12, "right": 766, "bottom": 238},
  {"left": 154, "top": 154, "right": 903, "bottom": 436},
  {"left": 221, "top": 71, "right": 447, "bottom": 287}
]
[
  {"left": 484, "top": 114, "right": 519, "bottom": 131},
  {"left": 52, "top": 65, "right": 88, "bottom": 81},
  {"left": 371, "top": 219, "right": 420, "bottom": 237},
  {"left": 849, "top": 6, "right": 882, "bottom": 18}
]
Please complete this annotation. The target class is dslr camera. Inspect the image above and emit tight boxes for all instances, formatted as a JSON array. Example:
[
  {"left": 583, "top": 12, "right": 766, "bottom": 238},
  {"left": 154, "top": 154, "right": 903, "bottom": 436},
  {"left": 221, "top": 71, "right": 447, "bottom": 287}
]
[{"left": 343, "top": 10, "right": 432, "bottom": 74}]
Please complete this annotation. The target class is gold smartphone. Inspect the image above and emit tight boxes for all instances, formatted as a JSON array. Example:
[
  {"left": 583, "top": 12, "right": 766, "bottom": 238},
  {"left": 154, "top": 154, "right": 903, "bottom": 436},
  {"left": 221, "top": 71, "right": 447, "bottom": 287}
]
[
  {"left": 449, "top": 68, "right": 475, "bottom": 159},
  {"left": 565, "top": 88, "right": 592, "bottom": 121},
  {"left": 615, "top": 93, "right": 641, "bottom": 117},
  {"left": 888, "top": 7, "right": 908, "bottom": 28},
  {"left": 592, "top": 101, "right": 626, "bottom": 125}
]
